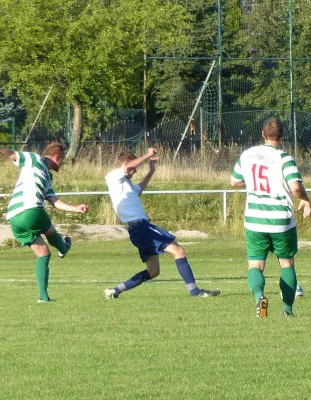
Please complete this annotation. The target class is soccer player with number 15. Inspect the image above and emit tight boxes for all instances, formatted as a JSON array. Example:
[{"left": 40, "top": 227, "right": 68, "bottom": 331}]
[{"left": 231, "top": 117, "right": 310, "bottom": 318}]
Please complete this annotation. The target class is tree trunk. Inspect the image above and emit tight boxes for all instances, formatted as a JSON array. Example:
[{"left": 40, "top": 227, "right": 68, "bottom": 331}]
[{"left": 66, "top": 99, "right": 82, "bottom": 163}]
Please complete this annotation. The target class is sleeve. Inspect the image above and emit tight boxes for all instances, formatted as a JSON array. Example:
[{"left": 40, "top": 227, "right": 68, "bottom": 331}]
[
  {"left": 45, "top": 186, "right": 56, "bottom": 199},
  {"left": 105, "top": 168, "right": 126, "bottom": 185},
  {"left": 282, "top": 155, "right": 302, "bottom": 184},
  {"left": 231, "top": 157, "right": 244, "bottom": 182},
  {"left": 14, "top": 152, "right": 38, "bottom": 167}
]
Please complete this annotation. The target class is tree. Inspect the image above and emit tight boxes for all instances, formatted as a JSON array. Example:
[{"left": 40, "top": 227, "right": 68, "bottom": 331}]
[
  {"left": 0, "top": 0, "right": 190, "bottom": 160},
  {"left": 230, "top": 0, "right": 311, "bottom": 111},
  {"left": 149, "top": 0, "right": 218, "bottom": 116}
]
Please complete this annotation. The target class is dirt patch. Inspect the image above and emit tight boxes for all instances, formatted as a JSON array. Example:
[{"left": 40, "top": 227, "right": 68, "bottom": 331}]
[{"left": 0, "top": 224, "right": 209, "bottom": 245}]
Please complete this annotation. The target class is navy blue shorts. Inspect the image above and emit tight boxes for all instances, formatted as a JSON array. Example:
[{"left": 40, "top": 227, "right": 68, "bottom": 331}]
[{"left": 128, "top": 219, "right": 176, "bottom": 262}]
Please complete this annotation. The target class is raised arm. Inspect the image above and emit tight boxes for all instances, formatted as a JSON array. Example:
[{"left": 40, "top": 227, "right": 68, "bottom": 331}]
[
  {"left": 46, "top": 196, "right": 88, "bottom": 213},
  {"left": 0, "top": 148, "right": 17, "bottom": 160},
  {"left": 139, "top": 158, "right": 158, "bottom": 192},
  {"left": 124, "top": 148, "right": 157, "bottom": 174}
]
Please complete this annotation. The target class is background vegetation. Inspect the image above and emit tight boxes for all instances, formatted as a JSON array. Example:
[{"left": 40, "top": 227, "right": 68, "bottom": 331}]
[
  {"left": 1, "top": 146, "right": 311, "bottom": 239},
  {"left": 1, "top": 0, "right": 311, "bottom": 156}
]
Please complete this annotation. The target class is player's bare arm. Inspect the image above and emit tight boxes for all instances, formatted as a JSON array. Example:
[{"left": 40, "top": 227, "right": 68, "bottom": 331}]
[
  {"left": 0, "top": 148, "right": 17, "bottom": 160},
  {"left": 289, "top": 180, "right": 311, "bottom": 218},
  {"left": 289, "top": 180, "right": 309, "bottom": 201},
  {"left": 47, "top": 196, "right": 88, "bottom": 213},
  {"left": 139, "top": 158, "right": 158, "bottom": 192},
  {"left": 230, "top": 177, "right": 246, "bottom": 188},
  {"left": 124, "top": 148, "right": 157, "bottom": 174}
]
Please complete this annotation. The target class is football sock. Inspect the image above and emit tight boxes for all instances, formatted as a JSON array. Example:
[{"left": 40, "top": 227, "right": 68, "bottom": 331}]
[
  {"left": 280, "top": 266, "right": 297, "bottom": 314},
  {"left": 45, "top": 266, "right": 50, "bottom": 291},
  {"left": 117, "top": 269, "right": 152, "bottom": 293},
  {"left": 248, "top": 268, "right": 265, "bottom": 303},
  {"left": 36, "top": 254, "right": 51, "bottom": 301},
  {"left": 46, "top": 230, "right": 68, "bottom": 254},
  {"left": 175, "top": 257, "right": 200, "bottom": 296}
]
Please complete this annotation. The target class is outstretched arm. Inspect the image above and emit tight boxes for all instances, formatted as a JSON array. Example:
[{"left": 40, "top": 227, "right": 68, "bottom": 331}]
[
  {"left": 0, "top": 148, "right": 17, "bottom": 160},
  {"left": 124, "top": 148, "right": 157, "bottom": 174},
  {"left": 139, "top": 158, "right": 158, "bottom": 192},
  {"left": 46, "top": 196, "right": 88, "bottom": 213}
]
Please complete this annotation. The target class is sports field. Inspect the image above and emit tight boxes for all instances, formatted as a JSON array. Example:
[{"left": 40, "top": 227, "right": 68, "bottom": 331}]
[{"left": 1, "top": 237, "right": 310, "bottom": 400}]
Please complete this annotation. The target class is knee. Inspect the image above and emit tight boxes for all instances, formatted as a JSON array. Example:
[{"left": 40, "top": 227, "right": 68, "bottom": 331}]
[
  {"left": 39, "top": 253, "right": 51, "bottom": 260},
  {"left": 175, "top": 246, "right": 186, "bottom": 259},
  {"left": 149, "top": 270, "right": 160, "bottom": 279}
]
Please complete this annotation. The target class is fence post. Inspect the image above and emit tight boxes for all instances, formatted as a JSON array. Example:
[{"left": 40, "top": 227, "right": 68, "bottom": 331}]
[{"left": 223, "top": 191, "right": 227, "bottom": 224}]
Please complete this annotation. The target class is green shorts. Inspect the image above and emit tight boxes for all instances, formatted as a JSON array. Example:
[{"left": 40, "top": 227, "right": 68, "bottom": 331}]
[
  {"left": 9, "top": 208, "right": 52, "bottom": 246},
  {"left": 245, "top": 227, "right": 298, "bottom": 260}
]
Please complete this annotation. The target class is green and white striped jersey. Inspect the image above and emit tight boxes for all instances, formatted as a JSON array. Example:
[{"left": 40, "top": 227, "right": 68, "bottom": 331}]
[
  {"left": 231, "top": 144, "right": 302, "bottom": 233},
  {"left": 6, "top": 151, "right": 55, "bottom": 220}
]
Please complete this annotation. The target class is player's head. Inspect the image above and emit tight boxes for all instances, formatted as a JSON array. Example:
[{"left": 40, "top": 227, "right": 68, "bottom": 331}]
[
  {"left": 262, "top": 117, "right": 284, "bottom": 141},
  {"left": 44, "top": 142, "right": 66, "bottom": 171},
  {"left": 116, "top": 151, "right": 137, "bottom": 179},
  {"left": 115, "top": 150, "right": 137, "bottom": 167}
]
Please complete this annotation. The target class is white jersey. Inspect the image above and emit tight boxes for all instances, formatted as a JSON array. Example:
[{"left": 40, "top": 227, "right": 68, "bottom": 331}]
[
  {"left": 231, "top": 144, "right": 302, "bottom": 233},
  {"left": 6, "top": 151, "right": 55, "bottom": 220},
  {"left": 105, "top": 167, "right": 148, "bottom": 223}
]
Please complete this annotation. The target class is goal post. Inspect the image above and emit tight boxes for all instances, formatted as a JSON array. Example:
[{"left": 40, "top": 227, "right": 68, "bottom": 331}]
[{"left": 173, "top": 59, "right": 217, "bottom": 160}]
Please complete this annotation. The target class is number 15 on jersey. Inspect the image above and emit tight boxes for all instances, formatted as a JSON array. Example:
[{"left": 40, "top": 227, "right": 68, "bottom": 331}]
[{"left": 252, "top": 164, "right": 271, "bottom": 193}]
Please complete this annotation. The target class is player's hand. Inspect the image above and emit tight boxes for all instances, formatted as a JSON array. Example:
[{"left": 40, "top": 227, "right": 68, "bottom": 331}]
[
  {"left": 76, "top": 204, "right": 88, "bottom": 213},
  {"left": 298, "top": 200, "right": 311, "bottom": 218},
  {"left": 147, "top": 147, "right": 157, "bottom": 157}
]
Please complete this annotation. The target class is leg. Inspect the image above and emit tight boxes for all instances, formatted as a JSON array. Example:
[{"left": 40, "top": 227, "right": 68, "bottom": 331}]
[
  {"left": 248, "top": 260, "right": 268, "bottom": 317},
  {"left": 44, "top": 225, "right": 71, "bottom": 257},
  {"left": 105, "top": 255, "right": 158, "bottom": 299},
  {"left": 29, "top": 236, "right": 52, "bottom": 302},
  {"left": 279, "top": 257, "right": 296, "bottom": 316},
  {"left": 165, "top": 240, "right": 220, "bottom": 297},
  {"left": 273, "top": 227, "right": 298, "bottom": 316},
  {"left": 245, "top": 229, "right": 270, "bottom": 317},
  {"left": 248, "top": 260, "right": 266, "bottom": 303}
]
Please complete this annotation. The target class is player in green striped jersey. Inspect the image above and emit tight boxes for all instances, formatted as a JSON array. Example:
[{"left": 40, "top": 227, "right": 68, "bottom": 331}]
[
  {"left": 0, "top": 143, "right": 88, "bottom": 303},
  {"left": 231, "top": 117, "right": 310, "bottom": 317}
]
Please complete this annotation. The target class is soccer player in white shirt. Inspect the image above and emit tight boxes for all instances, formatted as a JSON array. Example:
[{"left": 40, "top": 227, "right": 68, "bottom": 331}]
[
  {"left": 0, "top": 143, "right": 88, "bottom": 303},
  {"left": 231, "top": 117, "right": 310, "bottom": 317},
  {"left": 105, "top": 148, "right": 220, "bottom": 299}
]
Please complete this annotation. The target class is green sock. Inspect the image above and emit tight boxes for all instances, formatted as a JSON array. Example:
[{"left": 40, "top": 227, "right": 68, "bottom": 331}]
[
  {"left": 36, "top": 255, "right": 51, "bottom": 301},
  {"left": 45, "top": 267, "right": 50, "bottom": 291},
  {"left": 248, "top": 268, "right": 265, "bottom": 303},
  {"left": 46, "top": 230, "right": 67, "bottom": 254},
  {"left": 280, "top": 266, "right": 297, "bottom": 314}
]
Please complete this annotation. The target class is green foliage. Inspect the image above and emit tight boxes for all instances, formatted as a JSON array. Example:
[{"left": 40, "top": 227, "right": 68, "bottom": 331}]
[
  {"left": 232, "top": 0, "right": 311, "bottom": 111},
  {"left": 0, "top": 0, "right": 190, "bottom": 135}
]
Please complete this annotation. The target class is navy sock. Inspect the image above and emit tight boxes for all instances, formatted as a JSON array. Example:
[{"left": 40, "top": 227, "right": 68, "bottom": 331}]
[
  {"left": 118, "top": 269, "right": 152, "bottom": 293},
  {"left": 175, "top": 257, "right": 200, "bottom": 296}
]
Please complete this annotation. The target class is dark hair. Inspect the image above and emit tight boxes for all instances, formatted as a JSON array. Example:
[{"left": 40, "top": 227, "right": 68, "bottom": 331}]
[
  {"left": 115, "top": 151, "right": 137, "bottom": 167},
  {"left": 262, "top": 117, "right": 284, "bottom": 140}
]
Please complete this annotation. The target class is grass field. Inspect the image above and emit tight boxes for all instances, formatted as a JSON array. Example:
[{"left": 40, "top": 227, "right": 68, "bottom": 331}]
[{"left": 1, "top": 237, "right": 311, "bottom": 400}]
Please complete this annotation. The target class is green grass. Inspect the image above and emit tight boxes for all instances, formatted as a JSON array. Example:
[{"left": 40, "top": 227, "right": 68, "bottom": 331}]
[{"left": 1, "top": 237, "right": 311, "bottom": 399}]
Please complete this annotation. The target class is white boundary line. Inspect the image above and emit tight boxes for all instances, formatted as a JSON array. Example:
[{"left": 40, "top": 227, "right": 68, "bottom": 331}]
[{"left": 0, "top": 278, "right": 303, "bottom": 284}]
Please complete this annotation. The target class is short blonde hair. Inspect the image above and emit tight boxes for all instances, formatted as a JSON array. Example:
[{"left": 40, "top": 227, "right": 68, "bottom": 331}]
[{"left": 115, "top": 150, "right": 136, "bottom": 167}]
